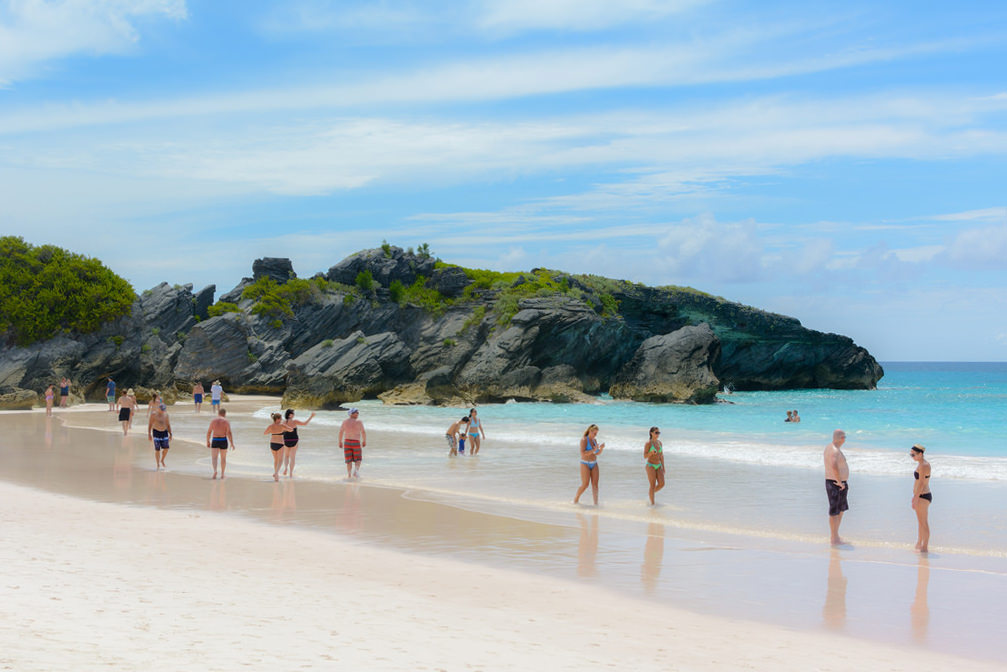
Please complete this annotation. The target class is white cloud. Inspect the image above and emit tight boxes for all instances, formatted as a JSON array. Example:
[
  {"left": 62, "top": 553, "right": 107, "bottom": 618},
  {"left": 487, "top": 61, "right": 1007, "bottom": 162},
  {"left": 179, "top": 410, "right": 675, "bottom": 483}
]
[
  {"left": 928, "top": 206, "right": 1007, "bottom": 223},
  {"left": 476, "top": 0, "right": 704, "bottom": 33},
  {"left": 0, "top": 0, "right": 187, "bottom": 85},
  {"left": 945, "top": 224, "right": 1007, "bottom": 268}
]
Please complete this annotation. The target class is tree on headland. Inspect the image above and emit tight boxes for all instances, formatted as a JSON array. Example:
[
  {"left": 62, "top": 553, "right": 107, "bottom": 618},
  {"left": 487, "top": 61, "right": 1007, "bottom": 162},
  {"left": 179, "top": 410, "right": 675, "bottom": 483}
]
[{"left": 0, "top": 236, "right": 136, "bottom": 346}]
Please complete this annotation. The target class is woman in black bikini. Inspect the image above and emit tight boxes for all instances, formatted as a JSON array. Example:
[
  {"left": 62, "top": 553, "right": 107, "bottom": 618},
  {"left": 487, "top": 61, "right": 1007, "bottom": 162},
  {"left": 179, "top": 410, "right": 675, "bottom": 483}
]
[
  {"left": 910, "top": 444, "right": 932, "bottom": 553},
  {"left": 644, "top": 426, "right": 665, "bottom": 506},
  {"left": 264, "top": 413, "right": 291, "bottom": 482},
  {"left": 281, "top": 408, "right": 315, "bottom": 478}
]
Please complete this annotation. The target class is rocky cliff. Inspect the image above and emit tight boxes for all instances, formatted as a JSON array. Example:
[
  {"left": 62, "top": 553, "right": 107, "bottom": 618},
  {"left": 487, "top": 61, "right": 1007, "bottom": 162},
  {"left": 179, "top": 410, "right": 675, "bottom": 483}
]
[{"left": 0, "top": 247, "right": 883, "bottom": 408}]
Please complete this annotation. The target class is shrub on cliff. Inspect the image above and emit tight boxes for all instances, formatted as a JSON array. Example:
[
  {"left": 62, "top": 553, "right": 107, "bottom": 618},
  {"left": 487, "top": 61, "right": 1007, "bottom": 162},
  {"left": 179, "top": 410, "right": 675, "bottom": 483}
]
[{"left": 0, "top": 236, "right": 136, "bottom": 346}]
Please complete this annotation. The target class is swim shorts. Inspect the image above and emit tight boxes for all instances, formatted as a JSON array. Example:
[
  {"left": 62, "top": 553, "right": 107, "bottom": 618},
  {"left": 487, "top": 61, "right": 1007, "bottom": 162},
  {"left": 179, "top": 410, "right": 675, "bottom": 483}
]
[
  {"left": 211, "top": 398, "right": 220, "bottom": 407},
  {"left": 445, "top": 434, "right": 457, "bottom": 452},
  {"left": 343, "top": 438, "right": 362, "bottom": 463},
  {"left": 211, "top": 437, "right": 228, "bottom": 450},
  {"left": 118, "top": 407, "right": 131, "bottom": 422},
  {"left": 152, "top": 429, "right": 170, "bottom": 450},
  {"left": 826, "top": 479, "right": 849, "bottom": 517},
  {"left": 194, "top": 394, "right": 203, "bottom": 403}
]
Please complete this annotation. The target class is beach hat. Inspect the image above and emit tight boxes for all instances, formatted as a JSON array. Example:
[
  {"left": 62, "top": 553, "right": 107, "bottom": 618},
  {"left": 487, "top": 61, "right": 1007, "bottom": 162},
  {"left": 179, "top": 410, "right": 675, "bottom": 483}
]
[
  {"left": 213, "top": 379, "right": 220, "bottom": 384},
  {"left": 911, "top": 444, "right": 926, "bottom": 453},
  {"left": 348, "top": 408, "right": 359, "bottom": 415},
  {"left": 127, "top": 388, "right": 134, "bottom": 395}
]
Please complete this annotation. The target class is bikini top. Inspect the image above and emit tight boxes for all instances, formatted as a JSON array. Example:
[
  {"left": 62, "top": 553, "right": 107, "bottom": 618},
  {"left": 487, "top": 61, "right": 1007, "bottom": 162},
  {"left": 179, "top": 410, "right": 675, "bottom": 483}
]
[
  {"left": 914, "top": 470, "right": 929, "bottom": 480},
  {"left": 585, "top": 437, "right": 599, "bottom": 454},
  {"left": 469, "top": 417, "right": 480, "bottom": 430},
  {"left": 648, "top": 441, "right": 662, "bottom": 455}
]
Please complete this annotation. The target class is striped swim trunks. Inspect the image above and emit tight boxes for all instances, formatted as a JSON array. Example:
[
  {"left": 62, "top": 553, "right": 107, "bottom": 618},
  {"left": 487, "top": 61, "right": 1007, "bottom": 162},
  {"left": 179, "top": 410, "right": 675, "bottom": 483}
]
[{"left": 343, "top": 438, "right": 362, "bottom": 463}]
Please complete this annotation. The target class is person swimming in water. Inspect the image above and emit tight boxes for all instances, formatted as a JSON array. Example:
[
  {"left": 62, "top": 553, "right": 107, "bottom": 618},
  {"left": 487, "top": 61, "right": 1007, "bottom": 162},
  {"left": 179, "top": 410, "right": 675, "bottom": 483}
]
[
  {"left": 644, "top": 426, "right": 665, "bottom": 505},
  {"left": 574, "top": 424, "right": 605, "bottom": 505}
]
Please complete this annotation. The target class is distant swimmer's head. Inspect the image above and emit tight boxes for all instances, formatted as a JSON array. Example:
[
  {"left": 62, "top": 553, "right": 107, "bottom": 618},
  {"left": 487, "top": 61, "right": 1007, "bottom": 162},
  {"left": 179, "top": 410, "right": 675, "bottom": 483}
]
[
  {"left": 583, "top": 424, "right": 599, "bottom": 437},
  {"left": 911, "top": 444, "right": 926, "bottom": 454}
]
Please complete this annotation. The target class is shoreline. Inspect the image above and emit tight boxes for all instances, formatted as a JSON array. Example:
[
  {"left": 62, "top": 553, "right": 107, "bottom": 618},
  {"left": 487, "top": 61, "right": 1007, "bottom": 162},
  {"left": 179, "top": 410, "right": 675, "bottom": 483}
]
[{"left": 2, "top": 402, "right": 1006, "bottom": 666}]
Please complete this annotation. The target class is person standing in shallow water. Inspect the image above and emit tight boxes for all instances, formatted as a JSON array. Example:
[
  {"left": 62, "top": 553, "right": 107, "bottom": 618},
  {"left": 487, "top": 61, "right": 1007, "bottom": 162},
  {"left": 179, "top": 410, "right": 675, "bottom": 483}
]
[
  {"left": 117, "top": 389, "right": 136, "bottom": 435},
  {"left": 574, "top": 424, "right": 605, "bottom": 505},
  {"left": 466, "top": 408, "right": 487, "bottom": 455},
  {"left": 59, "top": 377, "right": 70, "bottom": 408},
  {"left": 206, "top": 408, "right": 235, "bottom": 480},
  {"left": 192, "top": 381, "right": 204, "bottom": 413},
  {"left": 824, "top": 429, "right": 850, "bottom": 545},
  {"left": 281, "top": 408, "right": 315, "bottom": 478},
  {"left": 339, "top": 408, "right": 366, "bottom": 479},
  {"left": 44, "top": 385, "right": 55, "bottom": 417},
  {"left": 148, "top": 403, "right": 172, "bottom": 471},
  {"left": 911, "top": 444, "right": 932, "bottom": 553},
  {"left": 264, "top": 413, "right": 291, "bottom": 482},
  {"left": 644, "top": 426, "right": 665, "bottom": 506},
  {"left": 106, "top": 377, "right": 116, "bottom": 412}
]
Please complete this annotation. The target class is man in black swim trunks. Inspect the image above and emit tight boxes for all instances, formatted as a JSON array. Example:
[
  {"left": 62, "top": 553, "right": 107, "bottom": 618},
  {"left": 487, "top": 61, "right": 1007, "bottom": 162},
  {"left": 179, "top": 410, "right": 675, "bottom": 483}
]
[
  {"left": 206, "top": 408, "right": 236, "bottom": 480},
  {"left": 824, "top": 429, "right": 850, "bottom": 545},
  {"left": 148, "top": 403, "right": 172, "bottom": 471}
]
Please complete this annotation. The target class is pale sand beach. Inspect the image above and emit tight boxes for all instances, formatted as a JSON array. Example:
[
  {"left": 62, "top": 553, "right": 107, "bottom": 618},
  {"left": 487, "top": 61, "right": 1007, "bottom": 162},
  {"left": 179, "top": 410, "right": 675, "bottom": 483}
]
[{"left": 2, "top": 402, "right": 1005, "bottom": 670}]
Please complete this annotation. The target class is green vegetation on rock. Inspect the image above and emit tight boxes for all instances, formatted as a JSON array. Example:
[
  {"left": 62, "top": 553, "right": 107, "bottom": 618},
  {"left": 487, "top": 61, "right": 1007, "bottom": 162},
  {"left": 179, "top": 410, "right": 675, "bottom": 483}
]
[
  {"left": 207, "top": 301, "right": 241, "bottom": 318},
  {"left": 0, "top": 236, "right": 135, "bottom": 346}
]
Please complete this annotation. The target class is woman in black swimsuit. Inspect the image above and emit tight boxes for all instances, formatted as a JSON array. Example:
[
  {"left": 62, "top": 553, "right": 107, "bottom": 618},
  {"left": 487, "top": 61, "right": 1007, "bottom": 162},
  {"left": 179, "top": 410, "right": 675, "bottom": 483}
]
[
  {"left": 281, "top": 408, "right": 315, "bottom": 478},
  {"left": 264, "top": 413, "right": 291, "bottom": 482},
  {"left": 910, "top": 444, "right": 932, "bottom": 553}
]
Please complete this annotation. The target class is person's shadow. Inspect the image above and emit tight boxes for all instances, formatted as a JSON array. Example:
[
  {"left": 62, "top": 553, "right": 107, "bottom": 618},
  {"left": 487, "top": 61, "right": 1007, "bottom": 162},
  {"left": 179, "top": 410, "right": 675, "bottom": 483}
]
[
  {"left": 822, "top": 549, "right": 847, "bottom": 630},
  {"left": 577, "top": 513, "right": 599, "bottom": 578},
  {"left": 911, "top": 554, "right": 930, "bottom": 643},
  {"left": 641, "top": 522, "right": 665, "bottom": 593}
]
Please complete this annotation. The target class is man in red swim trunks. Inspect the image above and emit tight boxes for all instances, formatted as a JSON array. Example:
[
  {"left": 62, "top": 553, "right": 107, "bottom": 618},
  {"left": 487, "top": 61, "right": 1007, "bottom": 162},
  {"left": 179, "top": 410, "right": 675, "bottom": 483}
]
[{"left": 338, "top": 408, "right": 366, "bottom": 480}]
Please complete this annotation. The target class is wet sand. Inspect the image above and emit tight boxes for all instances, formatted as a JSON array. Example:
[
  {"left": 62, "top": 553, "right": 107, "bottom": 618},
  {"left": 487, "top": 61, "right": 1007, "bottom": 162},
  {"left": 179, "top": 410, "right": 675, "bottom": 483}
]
[{"left": 1, "top": 402, "right": 1005, "bottom": 669}]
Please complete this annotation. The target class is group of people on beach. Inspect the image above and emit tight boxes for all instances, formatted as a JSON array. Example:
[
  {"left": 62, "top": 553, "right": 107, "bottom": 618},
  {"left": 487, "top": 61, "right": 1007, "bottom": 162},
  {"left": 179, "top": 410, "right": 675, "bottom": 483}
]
[
  {"left": 41, "top": 377, "right": 73, "bottom": 416},
  {"left": 444, "top": 409, "right": 486, "bottom": 456}
]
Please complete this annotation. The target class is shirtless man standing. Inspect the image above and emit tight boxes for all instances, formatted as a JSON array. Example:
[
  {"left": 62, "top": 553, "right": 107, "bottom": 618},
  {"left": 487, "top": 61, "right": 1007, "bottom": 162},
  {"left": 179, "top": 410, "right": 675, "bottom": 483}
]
[
  {"left": 824, "top": 429, "right": 850, "bottom": 545},
  {"left": 338, "top": 408, "right": 366, "bottom": 479},
  {"left": 206, "top": 408, "right": 236, "bottom": 480},
  {"left": 147, "top": 403, "right": 172, "bottom": 470},
  {"left": 193, "top": 381, "right": 204, "bottom": 413}
]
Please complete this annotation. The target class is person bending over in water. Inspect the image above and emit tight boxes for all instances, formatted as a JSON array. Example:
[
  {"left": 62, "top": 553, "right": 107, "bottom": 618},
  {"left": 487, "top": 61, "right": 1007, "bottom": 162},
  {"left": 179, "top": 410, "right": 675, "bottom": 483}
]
[
  {"left": 574, "top": 424, "right": 605, "bottom": 505},
  {"left": 264, "top": 413, "right": 292, "bottom": 482},
  {"left": 206, "top": 408, "right": 235, "bottom": 480},
  {"left": 281, "top": 408, "right": 315, "bottom": 478},
  {"left": 148, "top": 403, "right": 172, "bottom": 471},
  {"left": 445, "top": 416, "right": 470, "bottom": 456},
  {"left": 910, "top": 444, "right": 932, "bottom": 553},
  {"left": 644, "top": 426, "right": 665, "bottom": 506}
]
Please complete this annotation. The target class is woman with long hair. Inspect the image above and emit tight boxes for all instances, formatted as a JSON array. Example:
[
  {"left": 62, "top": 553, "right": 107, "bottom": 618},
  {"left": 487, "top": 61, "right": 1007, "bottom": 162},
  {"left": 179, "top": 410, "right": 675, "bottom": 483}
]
[
  {"left": 574, "top": 424, "right": 604, "bottom": 505},
  {"left": 644, "top": 426, "right": 665, "bottom": 506}
]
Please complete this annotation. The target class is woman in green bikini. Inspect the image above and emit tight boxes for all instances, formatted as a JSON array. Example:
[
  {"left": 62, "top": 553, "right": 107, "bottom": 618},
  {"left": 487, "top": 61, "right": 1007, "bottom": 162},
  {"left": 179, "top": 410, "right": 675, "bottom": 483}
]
[{"left": 644, "top": 426, "right": 665, "bottom": 506}]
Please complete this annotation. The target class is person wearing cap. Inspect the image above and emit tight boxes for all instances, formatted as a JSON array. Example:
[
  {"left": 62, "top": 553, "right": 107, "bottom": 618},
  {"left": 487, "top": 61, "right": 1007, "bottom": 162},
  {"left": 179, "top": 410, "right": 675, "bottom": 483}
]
[
  {"left": 339, "top": 408, "right": 366, "bottom": 479},
  {"left": 910, "top": 444, "right": 932, "bottom": 553},
  {"left": 824, "top": 429, "right": 850, "bottom": 545},
  {"left": 117, "top": 388, "right": 137, "bottom": 435},
  {"left": 148, "top": 401, "right": 172, "bottom": 470},
  {"left": 210, "top": 380, "right": 223, "bottom": 410}
]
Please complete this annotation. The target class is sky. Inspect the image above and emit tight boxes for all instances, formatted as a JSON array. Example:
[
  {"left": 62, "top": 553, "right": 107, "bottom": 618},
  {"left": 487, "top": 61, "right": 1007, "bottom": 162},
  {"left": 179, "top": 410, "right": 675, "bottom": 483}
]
[{"left": 1, "top": 0, "right": 1006, "bottom": 361}]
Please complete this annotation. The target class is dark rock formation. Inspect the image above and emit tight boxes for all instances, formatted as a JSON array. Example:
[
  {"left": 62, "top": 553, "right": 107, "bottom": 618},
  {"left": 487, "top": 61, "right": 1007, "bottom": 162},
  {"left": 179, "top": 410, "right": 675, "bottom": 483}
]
[
  {"left": 0, "top": 387, "right": 37, "bottom": 410},
  {"left": 253, "top": 257, "right": 295, "bottom": 284},
  {"left": 0, "top": 249, "right": 884, "bottom": 408},
  {"left": 609, "top": 323, "right": 721, "bottom": 403}
]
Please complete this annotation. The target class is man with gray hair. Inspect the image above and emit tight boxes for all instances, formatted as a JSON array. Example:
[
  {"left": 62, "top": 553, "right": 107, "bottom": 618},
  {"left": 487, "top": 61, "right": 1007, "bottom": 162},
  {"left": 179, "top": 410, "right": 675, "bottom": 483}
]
[{"left": 824, "top": 429, "right": 850, "bottom": 545}]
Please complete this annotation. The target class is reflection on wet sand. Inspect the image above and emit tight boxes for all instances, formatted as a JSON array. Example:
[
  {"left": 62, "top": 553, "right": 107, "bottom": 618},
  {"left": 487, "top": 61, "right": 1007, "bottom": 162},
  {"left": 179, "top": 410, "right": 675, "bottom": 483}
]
[
  {"left": 339, "top": 483, "right": 361, "bottom": 534},
  {"left": 823, "top": 549, "right": 847, "bottom": 630},
  {"left": 642, "top": 522, "right": 665, "bottom": 593},
  {"left": 577, "top": 513, "right": 598, "bottom": 577},
  {"left": 270, "top": 480, "right": 298, "bottom": 522},
  {"left": 209, "top": 480, "right": 227, "bottom": 511},
  {"left": 113, "top": 439, "right": 133, "bottom": 490},
  {"left": 911, "top": 555, "right": 930, "bottom": 643}
]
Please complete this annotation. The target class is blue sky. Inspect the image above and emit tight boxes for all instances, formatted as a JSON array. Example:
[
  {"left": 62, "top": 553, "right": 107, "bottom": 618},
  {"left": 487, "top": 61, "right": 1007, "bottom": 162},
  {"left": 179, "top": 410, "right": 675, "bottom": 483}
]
[{"left": 1, "top": 1, "right": 1006, "bottom": 361}]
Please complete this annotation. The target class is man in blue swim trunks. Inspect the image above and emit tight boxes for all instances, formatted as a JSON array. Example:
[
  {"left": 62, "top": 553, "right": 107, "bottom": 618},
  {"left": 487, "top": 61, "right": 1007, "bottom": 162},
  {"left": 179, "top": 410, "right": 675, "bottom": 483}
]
[
  {"left": 206, "top": 408, "right": 235, "bottom": 480},
  {"left": 192, "top": 381, "right": 204, "bottom": 413},
  {"left": 210, "top": 380, "right": 223, "bottom": 410}
]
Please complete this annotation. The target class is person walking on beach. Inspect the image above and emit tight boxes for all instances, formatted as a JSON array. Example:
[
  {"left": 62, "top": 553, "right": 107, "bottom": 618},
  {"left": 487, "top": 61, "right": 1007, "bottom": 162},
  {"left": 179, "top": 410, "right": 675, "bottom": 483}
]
[
  {"left": 574, "top": 424, "right": 605, "bottom": 505},
  {"left": 281, "top": 408, "right": 315, "bottom": 478},
  {"left": 117, "top": 389, "right": 136, "bottom": 435},
  {"left": 264, "top": 413, "right": 292, "bottom": 481},
  {"left": 339, "top": 408, "right": 366, "bottom": 479},
  {"left": 467, "top": 408, "right": 486, "bottom": 455},
  {"left": 824, "top": 429, "right": 850, "bottom": 545},
  {"left": 206, "top": 408, "right": 235, "bottom": 479},
  {"left": 644, "top": 426, "right": 665, "bottom": 506},
  {"left": 59, "top": 377, "right": 70, "bottom": 408},
  {"left": 193, "top": 381, "right": 204, "bottom": 413},
  {"left": 910, "top": 444, "right": 932, "bottom": 553},
  {"left": 148, "top": 402, "right": 172, "bottom": 471},
  {"left": 210, "top": 380, "right": 223, "bottom": 411},
  {"left": 106, "top": 377, "right": 116, "bottom": 412},
  {"left": 445, "top": 416, "right": 470, "bottom": 456},
  {"left": 44, "top": 384, "right": 55, "bottom": 416},
  {"left": 127, "top": 388, "right": 138, "bottom": 430}
]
